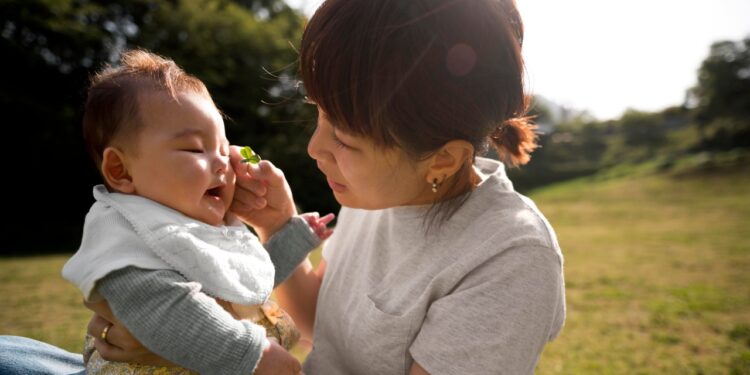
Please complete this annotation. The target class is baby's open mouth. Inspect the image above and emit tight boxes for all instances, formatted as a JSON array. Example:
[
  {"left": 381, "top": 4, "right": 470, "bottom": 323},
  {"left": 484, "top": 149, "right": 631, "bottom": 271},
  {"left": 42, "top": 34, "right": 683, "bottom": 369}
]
[{"left": 206, "top": 187, "right": 222, "bottom": 198}]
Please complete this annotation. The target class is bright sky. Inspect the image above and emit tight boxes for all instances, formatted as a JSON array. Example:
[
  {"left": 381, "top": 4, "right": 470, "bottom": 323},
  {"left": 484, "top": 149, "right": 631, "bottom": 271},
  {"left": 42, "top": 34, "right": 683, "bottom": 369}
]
[{"left": 285, "top": 0, "right": 750, "bottom": 120}]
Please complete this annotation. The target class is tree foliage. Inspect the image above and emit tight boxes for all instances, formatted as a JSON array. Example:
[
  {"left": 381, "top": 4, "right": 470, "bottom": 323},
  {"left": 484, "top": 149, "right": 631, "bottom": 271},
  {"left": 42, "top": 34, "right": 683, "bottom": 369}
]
[
  {"left": 689, "top": 38, "right": 750, "bottom": 149},
  {"left": 691, "top": 38, "right": 750, "bottom": 122},
  {"left": 1, "top": 0, "right": 333, "bottom": 253}
]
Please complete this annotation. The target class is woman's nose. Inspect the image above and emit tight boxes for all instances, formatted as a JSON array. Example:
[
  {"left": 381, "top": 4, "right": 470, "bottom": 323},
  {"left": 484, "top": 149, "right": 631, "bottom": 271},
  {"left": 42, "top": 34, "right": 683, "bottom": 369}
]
[{"left": 307, "top": 126, "right": 323, "bottom": 160}]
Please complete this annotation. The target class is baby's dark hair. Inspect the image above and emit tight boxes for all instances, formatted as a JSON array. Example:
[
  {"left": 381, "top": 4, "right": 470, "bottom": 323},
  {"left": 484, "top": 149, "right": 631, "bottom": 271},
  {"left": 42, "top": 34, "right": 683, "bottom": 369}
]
[
  {"left": 300, "top": 0, "right": 537, "bottom": 166},
  {"left": 82, "top": 49, "right": 213, "bottom": 168}
]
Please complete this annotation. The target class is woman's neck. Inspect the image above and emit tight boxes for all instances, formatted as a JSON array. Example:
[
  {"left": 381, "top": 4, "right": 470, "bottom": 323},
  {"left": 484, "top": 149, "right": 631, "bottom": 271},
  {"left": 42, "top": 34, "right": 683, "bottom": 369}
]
[{"left": 434, "top": 163, "right": 480, "bottom": 203}]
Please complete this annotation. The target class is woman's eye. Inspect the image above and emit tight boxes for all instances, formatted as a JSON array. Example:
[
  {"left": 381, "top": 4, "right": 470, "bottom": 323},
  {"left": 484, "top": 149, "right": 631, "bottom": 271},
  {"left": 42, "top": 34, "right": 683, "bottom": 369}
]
[{"left": 331, "top": 132, "right": 350, "bottom": 149}]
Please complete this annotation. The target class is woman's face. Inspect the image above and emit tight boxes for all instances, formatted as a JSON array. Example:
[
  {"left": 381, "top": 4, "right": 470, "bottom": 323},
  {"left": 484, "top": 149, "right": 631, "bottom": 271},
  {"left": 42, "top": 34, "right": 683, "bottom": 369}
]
[{"left": 307, "top": 108, "right": 435, "bottom": 209}]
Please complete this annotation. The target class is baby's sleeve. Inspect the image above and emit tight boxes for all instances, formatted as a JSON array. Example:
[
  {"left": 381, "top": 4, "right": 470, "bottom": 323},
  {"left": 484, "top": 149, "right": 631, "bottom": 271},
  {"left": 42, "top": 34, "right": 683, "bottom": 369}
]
[
  {"left": 97, "top": 266, "right": 268, "bottom": 375},
  {"left": 264, "top": 215, "right": 321, "bottom": 286}
]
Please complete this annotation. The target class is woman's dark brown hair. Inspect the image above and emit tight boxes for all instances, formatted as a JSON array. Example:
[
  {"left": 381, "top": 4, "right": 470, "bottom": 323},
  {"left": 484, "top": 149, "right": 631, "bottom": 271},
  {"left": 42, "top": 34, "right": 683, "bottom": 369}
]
[{"left": 300, "top": 0, "right": 537, "bottom": 167}]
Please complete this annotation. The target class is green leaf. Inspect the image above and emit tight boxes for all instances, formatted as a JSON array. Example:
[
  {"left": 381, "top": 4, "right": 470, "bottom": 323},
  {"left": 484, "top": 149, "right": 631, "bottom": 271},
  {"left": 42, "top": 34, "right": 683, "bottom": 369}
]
[{"left": 240, "top": 146, "right": 261, "bottom": 164}]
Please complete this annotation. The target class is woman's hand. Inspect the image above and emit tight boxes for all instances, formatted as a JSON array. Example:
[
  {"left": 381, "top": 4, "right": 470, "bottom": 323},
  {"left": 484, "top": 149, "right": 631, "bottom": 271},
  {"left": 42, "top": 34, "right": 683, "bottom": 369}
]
[
  {"left": 84, "top": 299, "right": 175, "bottom": 367},
  {"left": 229, "top": 146, "right": 298, "bottom": 242}
]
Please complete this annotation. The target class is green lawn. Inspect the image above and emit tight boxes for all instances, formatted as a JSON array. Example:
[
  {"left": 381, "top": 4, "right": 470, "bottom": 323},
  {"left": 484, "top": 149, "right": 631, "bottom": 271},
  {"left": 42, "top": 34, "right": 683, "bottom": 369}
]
[
  {"left": 2, "top": 167, "right": 749, "bottom": 374},
  {"left": 532, "top": 167, "right": 750, "bottom": 374}
]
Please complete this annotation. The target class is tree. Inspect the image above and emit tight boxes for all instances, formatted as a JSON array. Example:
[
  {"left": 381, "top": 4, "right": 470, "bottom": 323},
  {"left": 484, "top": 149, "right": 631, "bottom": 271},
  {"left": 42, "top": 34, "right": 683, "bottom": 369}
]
[
  {"left": 1, "top": 0, "right": 333, "bottom": 253},
  {"left": 618, "top": 109, "right": 667, "bottom": 158},
  {"left": 688, "top": 37, "right": 750, "bottom": 149},
  {"left": 0, "top": 0, "right": 137, "bottom": 252}
]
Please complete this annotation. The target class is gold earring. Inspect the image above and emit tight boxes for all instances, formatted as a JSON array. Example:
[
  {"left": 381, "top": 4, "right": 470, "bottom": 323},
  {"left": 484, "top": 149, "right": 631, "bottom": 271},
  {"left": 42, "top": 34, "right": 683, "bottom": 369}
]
[{"left": 431, "top": 178, "right": 438, "bottom": 193}]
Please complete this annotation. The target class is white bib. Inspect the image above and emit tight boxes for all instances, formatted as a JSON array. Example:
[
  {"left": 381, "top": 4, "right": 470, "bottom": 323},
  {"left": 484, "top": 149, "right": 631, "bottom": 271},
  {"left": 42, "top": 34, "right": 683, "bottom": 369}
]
[{"left": 62, "top": 185, "right": 274, "bottom": 305}]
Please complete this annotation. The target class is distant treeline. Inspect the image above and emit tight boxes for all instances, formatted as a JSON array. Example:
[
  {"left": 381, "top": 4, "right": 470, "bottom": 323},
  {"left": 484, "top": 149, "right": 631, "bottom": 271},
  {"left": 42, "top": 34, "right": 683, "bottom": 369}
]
[
  {"left": 1, "top": 1, "right": 748, "bottom": 253},
  {"left": 510, "top": 37, "right": 750, "bottom": 191}
]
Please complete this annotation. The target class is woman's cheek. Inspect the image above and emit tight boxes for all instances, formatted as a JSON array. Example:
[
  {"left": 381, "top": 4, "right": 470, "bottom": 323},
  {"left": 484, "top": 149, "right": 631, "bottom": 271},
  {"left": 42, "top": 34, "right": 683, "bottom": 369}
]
[{"left": 336, "top": 153, "right": 359, "bottom": 184}]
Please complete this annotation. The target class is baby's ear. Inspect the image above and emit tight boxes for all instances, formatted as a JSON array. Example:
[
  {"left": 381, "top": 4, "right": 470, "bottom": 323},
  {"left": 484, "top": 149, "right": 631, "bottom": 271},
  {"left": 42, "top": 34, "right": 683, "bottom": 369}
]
[{"left": 101, "top": 147, "right": 135, "bottom": 193}]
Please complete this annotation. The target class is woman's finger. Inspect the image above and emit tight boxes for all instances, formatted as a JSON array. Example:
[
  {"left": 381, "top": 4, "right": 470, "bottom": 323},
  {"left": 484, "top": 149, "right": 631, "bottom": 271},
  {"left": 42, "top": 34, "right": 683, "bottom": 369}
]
[
  {"left": 87, "top": 314, "right": 117, "bottom": 345},
  {"left": 106, "top": 322, "right": 141, "bottom": 351},
  {"left": 236, "top": 174, "right": 267, "bottom": 196},
  {"left": 254, "top": 160, "right": 285, "bottom": 188},
  {"left": 230, "top": 145, "right": 270, "bottom": 191},
  {"left": 230, "top": 194, "right": 267, "bottom": 213},
  {"left": 83, "top": 299, "right": 117, "bottom": 323},
  {"left": 87, "top": 314, "right": 140, "bottom": 351},
  {"left": 233, "top": 181, "right": 267, "bottom": 204},
  {"left": 228, "top": 145, "right": 248, "bottom": 175},
  {"left": 94, "top": 335, "right": 124, "bottom": 361}
]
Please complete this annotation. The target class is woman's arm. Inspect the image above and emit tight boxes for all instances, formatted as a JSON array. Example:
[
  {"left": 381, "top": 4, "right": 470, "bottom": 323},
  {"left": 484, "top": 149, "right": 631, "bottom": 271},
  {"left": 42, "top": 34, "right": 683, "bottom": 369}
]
[
  {"left": 273, "top": 259, "right": 327, "bottom": 340},
  {"left": 409, "top": 361, "right": 430, "bottom": 375}
]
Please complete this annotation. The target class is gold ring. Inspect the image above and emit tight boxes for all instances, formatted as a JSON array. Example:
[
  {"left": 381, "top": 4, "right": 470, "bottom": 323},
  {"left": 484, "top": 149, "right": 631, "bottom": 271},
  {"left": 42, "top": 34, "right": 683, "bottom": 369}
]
[{"left": 100, "top": 323, "right": 112, "bottom": 342}]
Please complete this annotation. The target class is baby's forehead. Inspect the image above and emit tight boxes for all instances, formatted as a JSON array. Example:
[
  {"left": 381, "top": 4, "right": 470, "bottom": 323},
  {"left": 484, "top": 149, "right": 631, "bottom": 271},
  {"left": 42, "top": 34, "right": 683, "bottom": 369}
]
[
  {"left": 135, "top": 89, "right": 226, "bottom": 135},
  {"left": 137, "top": 88, "right": 218, "bottom": 116},
  {"left": 135, "top": 87, "right": 188, "bottom": 106}
]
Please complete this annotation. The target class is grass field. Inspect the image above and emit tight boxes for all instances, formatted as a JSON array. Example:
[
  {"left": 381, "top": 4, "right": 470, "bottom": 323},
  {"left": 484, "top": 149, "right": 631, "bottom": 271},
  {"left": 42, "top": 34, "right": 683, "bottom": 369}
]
[{"left": 2, "top": 166, "right": 749, "bottom": 374}]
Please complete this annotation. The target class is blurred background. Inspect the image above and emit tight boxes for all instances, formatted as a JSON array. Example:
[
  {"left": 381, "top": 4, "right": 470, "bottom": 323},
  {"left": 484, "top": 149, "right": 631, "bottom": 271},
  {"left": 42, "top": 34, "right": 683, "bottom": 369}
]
[{"left": 1, "top": 0, "right": 748, "bottom": 373}]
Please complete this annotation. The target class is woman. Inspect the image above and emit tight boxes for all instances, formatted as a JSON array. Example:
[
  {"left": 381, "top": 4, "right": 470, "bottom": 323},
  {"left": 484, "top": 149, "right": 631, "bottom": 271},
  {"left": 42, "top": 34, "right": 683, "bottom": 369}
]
[
  {"left": 272, "top": 1, "right": 565, "bottom": 373},
  {"left": 1, "top": 0, "right": 564, "bottom": 374}
]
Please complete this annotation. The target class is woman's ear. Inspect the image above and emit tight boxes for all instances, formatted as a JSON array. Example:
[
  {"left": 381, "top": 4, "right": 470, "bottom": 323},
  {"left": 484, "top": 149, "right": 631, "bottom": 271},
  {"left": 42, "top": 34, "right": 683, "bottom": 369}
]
[
  {"left": 101, "top": 147, "right": 135, "bottom": 193},
  {"left": 424, "top": 140, "right": 474, "bottom": 184}
]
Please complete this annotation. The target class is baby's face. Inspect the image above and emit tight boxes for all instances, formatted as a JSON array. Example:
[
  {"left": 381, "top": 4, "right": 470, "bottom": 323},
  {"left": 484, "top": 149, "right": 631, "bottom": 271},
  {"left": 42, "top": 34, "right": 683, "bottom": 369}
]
[{"left": 124, "top": 91, "right": 235, "bottom": 226}]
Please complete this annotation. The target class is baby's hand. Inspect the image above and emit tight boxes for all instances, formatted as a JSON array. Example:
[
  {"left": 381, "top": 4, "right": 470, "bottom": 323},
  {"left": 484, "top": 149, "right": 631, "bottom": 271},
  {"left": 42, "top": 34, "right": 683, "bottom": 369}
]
[
  {"left": 301, "top": 212, "right": 335, "bottom": 240},
  {"left": 229, "top": 146, "right": 297, "bottom": 242}
]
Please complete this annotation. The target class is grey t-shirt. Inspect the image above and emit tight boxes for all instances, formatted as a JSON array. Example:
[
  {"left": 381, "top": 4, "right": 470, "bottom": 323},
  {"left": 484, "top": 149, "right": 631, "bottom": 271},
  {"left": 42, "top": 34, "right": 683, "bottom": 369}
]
[{"left": 303, "top": 158, "right": 565, "bottom": 375}]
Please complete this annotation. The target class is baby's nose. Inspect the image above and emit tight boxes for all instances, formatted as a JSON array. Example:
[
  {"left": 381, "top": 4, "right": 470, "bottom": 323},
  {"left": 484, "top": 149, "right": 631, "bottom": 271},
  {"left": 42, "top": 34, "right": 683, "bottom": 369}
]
[{"left": 213, "top": 154, "right": 230, "bottom": 174}]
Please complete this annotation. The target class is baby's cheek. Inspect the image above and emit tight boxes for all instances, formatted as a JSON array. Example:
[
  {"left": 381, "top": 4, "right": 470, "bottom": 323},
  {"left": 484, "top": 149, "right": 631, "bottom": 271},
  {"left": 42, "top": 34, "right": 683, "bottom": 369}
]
[{"left": 227, "top": 167, "right": 237, "bottom": 184}]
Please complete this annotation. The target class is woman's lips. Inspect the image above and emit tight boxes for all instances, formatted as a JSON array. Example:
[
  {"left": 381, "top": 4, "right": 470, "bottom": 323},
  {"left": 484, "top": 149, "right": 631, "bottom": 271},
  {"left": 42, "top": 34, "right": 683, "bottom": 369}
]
[
  {"left": 318, "top": 162, "right": 347, "bottom": 193},
  {"left": 327, "top": 178, "right": 347, "bottom": 193}
]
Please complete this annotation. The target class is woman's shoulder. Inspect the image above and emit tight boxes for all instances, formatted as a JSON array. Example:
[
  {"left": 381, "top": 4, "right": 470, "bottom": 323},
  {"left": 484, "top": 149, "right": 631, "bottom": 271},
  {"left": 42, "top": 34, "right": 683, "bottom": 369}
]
[{"left": 458, "top": 158, "right": 561, "bottom": 254}]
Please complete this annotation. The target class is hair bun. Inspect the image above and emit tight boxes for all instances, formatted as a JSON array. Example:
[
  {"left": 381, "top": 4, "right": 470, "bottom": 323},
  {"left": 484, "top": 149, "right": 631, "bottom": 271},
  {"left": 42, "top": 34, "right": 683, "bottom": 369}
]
[{"left": 489, "top": 117, "right": 538, "bottom": 167}]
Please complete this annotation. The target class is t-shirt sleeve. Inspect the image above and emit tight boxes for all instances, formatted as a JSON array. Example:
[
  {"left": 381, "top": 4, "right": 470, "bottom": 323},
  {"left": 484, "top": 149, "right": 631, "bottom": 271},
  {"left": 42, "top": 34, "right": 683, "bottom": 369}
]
[
  {"left": 97, "top": 266, "right": 268, "bottom": 375},
  {"left": 265, "top": 215, "right": 321, "bottom": 286},
  {"left": 409, "top": 246, "right": 565, "bottom": 375}
]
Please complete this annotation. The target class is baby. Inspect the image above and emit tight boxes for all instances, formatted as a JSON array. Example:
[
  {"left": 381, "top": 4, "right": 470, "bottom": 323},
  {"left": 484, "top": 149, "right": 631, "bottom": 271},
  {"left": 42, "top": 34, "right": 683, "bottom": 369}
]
[{"left": 62, "top": 49, "right": 331, "bottom": 374}]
